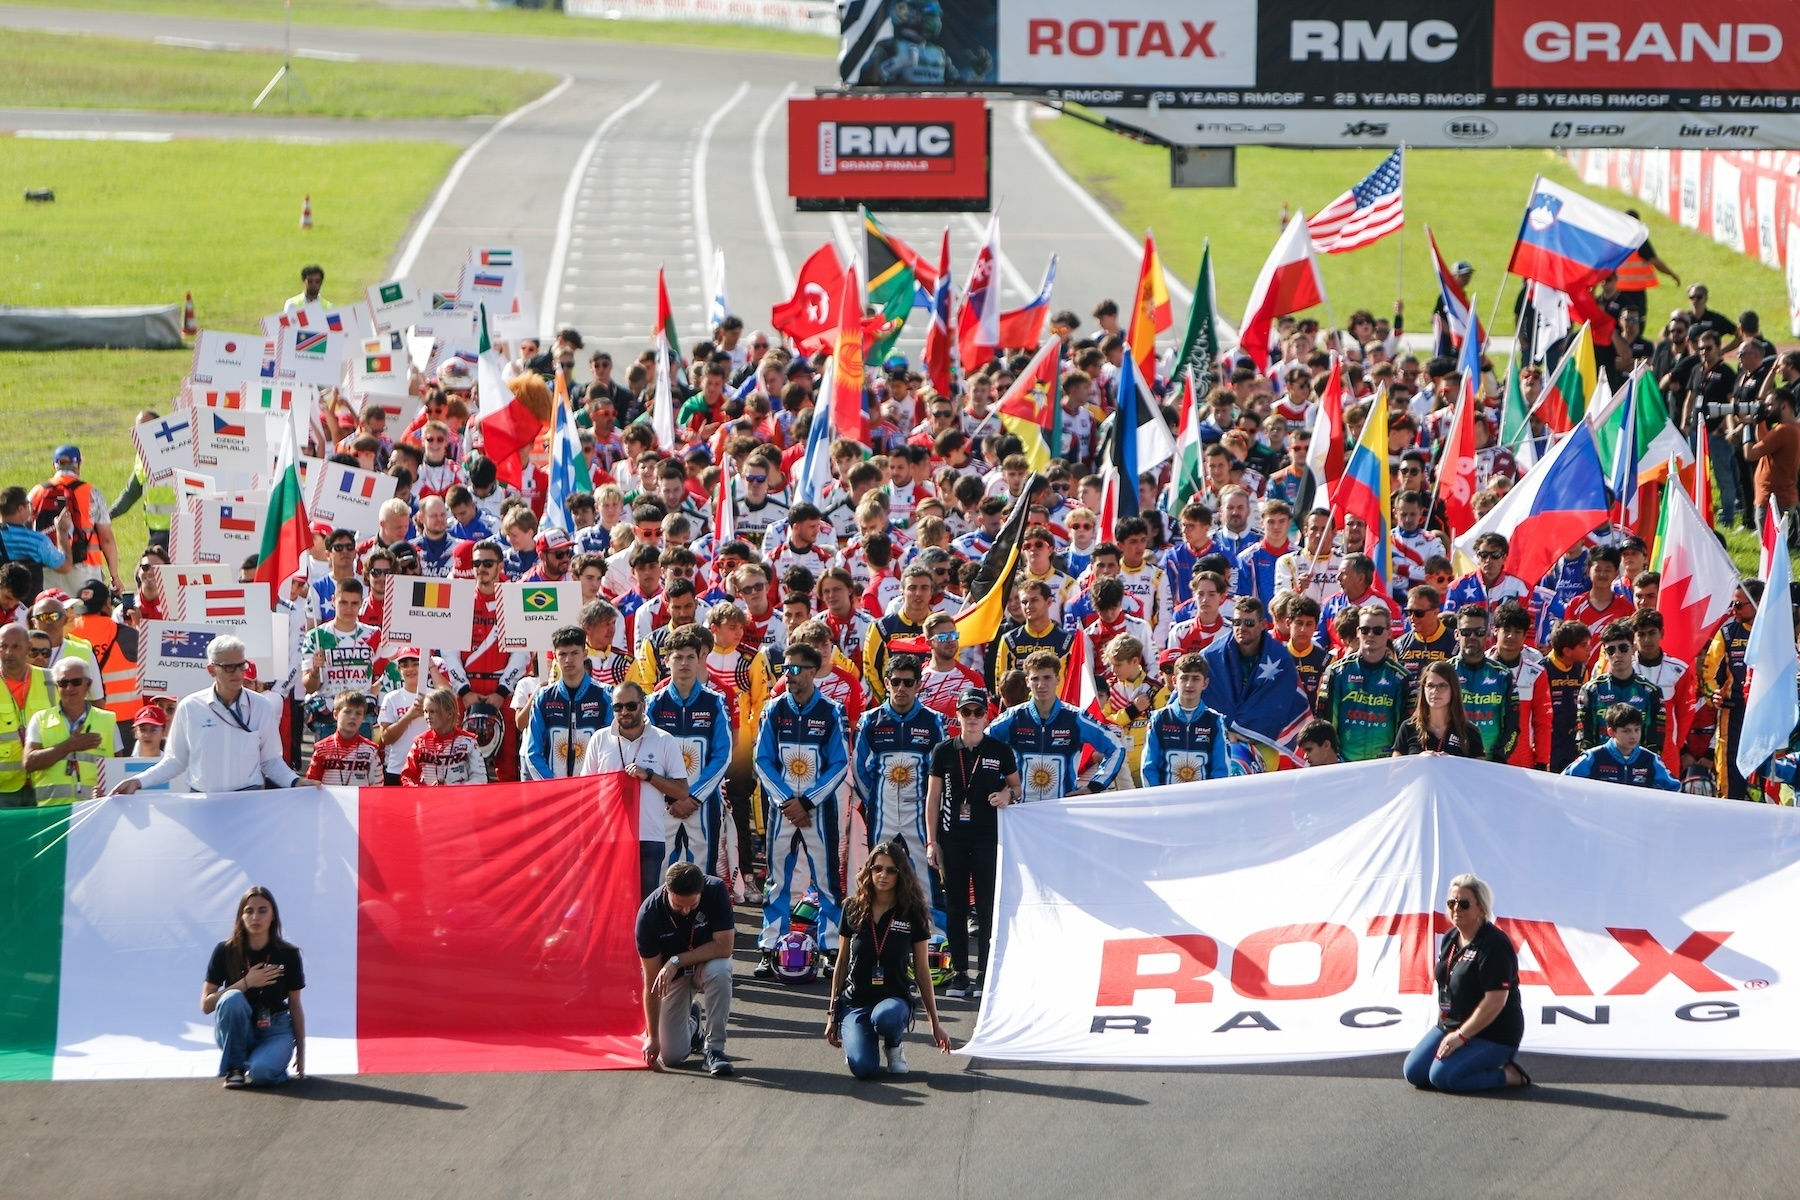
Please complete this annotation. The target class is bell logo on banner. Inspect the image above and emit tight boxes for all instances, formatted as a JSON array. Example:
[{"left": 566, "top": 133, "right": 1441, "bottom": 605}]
[
  {"left": 382, "top": 575, "right": 477, "bottom": 650},
  {"left": 498, "top": 581, "right": 583, "bottom": 651}
]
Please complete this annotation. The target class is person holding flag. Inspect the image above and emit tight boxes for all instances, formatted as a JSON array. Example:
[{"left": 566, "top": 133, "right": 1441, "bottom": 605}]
[{"left": 1201, "top": 595, "right": 1311, "bottom": 770}]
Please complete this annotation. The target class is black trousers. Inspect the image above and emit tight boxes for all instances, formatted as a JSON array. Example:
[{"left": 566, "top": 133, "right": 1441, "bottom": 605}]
[{"left": 939, "top": 838, "right": 998, "bottom": 979}]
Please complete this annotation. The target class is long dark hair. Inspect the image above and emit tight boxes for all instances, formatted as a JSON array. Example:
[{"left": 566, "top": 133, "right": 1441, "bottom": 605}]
[
  {"left": 225, "top": 886, "right": 292, "bottom": 976},
  {"left": 843, "top": 841, "right": 929, "bottom": 934},
  {"left": 1413, "top": 660, "right": 1475, "bottom": 749}
]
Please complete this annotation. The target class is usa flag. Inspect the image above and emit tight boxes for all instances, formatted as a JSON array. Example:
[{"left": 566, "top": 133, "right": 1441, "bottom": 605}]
[{"left": 1307, "top": 147, "right": 1405, "bottom": 254}]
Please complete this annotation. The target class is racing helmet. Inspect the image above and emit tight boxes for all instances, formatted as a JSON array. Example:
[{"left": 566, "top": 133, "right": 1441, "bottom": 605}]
[{"left": 772, "top": 929, "right": 820, "bottom": 984}]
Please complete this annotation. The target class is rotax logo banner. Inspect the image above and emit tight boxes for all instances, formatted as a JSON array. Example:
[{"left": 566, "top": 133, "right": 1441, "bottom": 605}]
[{"left": 960, "top": 759, "right": 1800, "bottom": 1066}]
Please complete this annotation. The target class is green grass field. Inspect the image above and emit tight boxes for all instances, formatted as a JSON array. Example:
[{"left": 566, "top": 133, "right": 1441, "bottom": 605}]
[
  {"left": 0, "top": 29, "right": 557, "bottom": 118},
  {"left": 1034, "top": 114, "right": 1793, "bottom": 337},
  {"left": 0, "top": 137, "right": 458, "bottom": 569},
  {"left": 24, "top": 0, "right": 834, "bottom": 58}
]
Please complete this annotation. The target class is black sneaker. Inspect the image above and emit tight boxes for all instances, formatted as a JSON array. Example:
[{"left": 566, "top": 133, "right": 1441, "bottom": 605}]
[
  {"left": 690, "top": 1002, "right": 704, "bottom": 1056},
  {"left": 223, "top": 1069, "right": 246, "bottom": 1088},
  {"left": 704, "top": 1049, "right": 734, "bottom": 1077},
  {"left": 753, "top": 952, "right": 775, "bottom": 980},
  {"left": 944, "top": 972, "right": 972, "bottom": 998}
]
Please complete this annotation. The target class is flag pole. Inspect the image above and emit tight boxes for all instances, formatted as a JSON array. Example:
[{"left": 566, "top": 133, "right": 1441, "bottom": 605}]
[{"left": 1394, "top": 144, "right": 1407, "bottom": 310}]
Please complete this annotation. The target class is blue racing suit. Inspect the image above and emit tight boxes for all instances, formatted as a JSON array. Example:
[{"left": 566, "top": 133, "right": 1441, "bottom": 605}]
[
  {"left": 989, "top": 699, "right": 1125, "bottom": 802},
  {"left": 755, "top": 689, "right": 850, "bottom": 950},
  {"left": 1140, "top": 700, "right": 1232, "bottom": 787},
  {"left": 854, "top": 698, "right": 946, "bottom": 932},
  {"left": 645, "top": 678, "right": 734, "bottom": 875},
  {"left": 524, "top": 676, "right": 614, "bottom": 780},
  {"left": 1562, "top": 742, "right": 1681, "bottom": 790}
]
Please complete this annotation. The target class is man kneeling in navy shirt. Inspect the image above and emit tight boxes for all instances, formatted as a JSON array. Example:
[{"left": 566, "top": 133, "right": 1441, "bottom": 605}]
[{"left": 636, "top": 861, "right": 737, "bottom": 1075}]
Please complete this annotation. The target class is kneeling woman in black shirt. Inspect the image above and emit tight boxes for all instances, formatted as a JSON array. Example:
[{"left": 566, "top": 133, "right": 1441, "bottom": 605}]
[
  {"left": 203, "top": 886, "right": 306, "bottom": 1087},
  {"left": 1403, "top": 872, "right": 1529, "bottom": 1092},
  {"left": 825, "top": 843, "right": 952, "bottom": 1078}
]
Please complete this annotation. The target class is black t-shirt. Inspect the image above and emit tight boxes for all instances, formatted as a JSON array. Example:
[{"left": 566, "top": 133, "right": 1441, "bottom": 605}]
[
  {"left": 634, "top": 878, "right": 734, "bottom": 962},
  {"left": 206, "top": 940, "right": 305, "bottom": 1014},
  {"left": 929, "top": 735, "right": 1018, "bottom": 843},
  {"left": 1391, "top": 718, "right": 1485, "bottom": 758},
  {"left": 1435, "top": 923, "right": 1524, "bottom": 1048},
  {"left": 840, "top": 904, "right": 928, "bottom": 1008},
  {"left": 1689, "top": 360, "right": 1737, "bottom": 432},
  {"left": 1687, "top": 308, "right": 1737, "bottom": 344}
]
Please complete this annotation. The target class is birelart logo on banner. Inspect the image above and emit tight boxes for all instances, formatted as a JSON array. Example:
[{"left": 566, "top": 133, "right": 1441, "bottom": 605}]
[{"left": 997, "top": 0, "right": 1257, "bottom": 86}]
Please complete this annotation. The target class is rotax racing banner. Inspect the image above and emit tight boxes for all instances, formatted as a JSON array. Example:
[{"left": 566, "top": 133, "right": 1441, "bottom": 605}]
[
  {"left": 841, "top": 0, "right": 1800, "bottom": 148},
  {"left": 962, "top": 758, "right": 1800, "bottom": 1066}
]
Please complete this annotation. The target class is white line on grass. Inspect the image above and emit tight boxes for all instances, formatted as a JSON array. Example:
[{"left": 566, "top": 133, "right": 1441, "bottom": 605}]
[
  {"left": 14, "top": 129, "right": 172, "bottom": 141},
  {"left": 751, "top": 83, "right": 796, "bottom": 293},
  {"left": 540, "top": 80, "right": 663, "bottom": 334},
  {"left": 692, "top": 80, "right": 751, "bottom": 322},
  {"left": 392, "top": 73, "right": 573, "bottom": 280}
]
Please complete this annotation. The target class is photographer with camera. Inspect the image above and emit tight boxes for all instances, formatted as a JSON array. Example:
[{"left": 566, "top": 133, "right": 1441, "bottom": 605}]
[
  {"left": 1683, "top": 332, "right": 1741, "bottom": 528},
  {"left": 1743, "top": 370, "right": 1800, "bottom": 549}
]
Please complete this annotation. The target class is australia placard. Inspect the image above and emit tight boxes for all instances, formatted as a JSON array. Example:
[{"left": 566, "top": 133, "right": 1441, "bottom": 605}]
[{"left": 136, "top": 621, "right": 223, "bottom": 699}]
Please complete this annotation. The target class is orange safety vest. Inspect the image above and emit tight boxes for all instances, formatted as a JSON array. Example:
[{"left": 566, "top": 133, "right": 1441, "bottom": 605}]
[
  {"left": 1614, "top": 253, "right": 1660, "bottom": 293},
  {"left": 66, "top": 613, "right": 140, "bottom": 722},
  {"left": 27, "top": 475, "right": 101, "bottom": 567}
]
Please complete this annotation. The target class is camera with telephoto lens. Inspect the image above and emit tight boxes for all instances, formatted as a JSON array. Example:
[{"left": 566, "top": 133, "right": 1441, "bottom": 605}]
[{"left": 1703, "top": 400, "right": 1778, "bottom": 424}]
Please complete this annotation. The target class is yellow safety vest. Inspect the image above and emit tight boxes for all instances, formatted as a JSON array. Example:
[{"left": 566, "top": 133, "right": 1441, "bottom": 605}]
[
  {"left": 134, "top": 458, "right": 176, "bottom": 533},
  {"left": 0, "top": 667, "right": 53, "bottom": 794},
  {"left": 29, "top": 704, "right": 118, "bottom": 805}
]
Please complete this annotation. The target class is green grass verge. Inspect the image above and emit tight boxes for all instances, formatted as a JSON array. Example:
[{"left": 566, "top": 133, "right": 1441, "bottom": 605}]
[
  {"left": 0, "top": 137, "right": 459, "bottom": 569},
  {"left": 0, "top": 29, "right": 556, "bottom": 118},
  {"left": 1033, "top": 114, "right": 1792, "bottom": 336},
  {"left": 22, "top": 0, "right": 835, "bottom": 58}
]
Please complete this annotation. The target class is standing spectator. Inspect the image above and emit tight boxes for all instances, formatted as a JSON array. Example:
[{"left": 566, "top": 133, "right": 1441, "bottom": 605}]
[
  {"left": 1612, "top": 212, "right": 1679, "bottom": 314},
  {"left": 24, "top": 657, "right": 117, "bottom": 804},
  {"left": 1684, "top": 332, "right": 1740, "bottom": 527},
  {"left": 824, "top": 843, "right": 953, "bottom": 1078},
  {"left": 524, "top": 626, "right": 614, "bottom": 781},
  {"left": 374, "top": 650, "right": 429, "bottom": 786},
  {"left": 580, "top": 680, "right": 690, "bottom": 897},
  {"left": 1531, "top": 620, "right": 1592, "bottom": 774},
  {"left": 634, "top": 861, "right": 735, "bottom": 1077},
  {"left": 1575, "top": 621, "right": 1665, "bottom": 758},
  {"left": 1319, "top": 604, "right": 1411, "bottom": 763},
  {"left": 1744, "top": 383, "right": 1800, "bottom": 546},
  {"left": 990, "top": 650, "right": 1125, "bottom": 802},
  {"left": 1681, "top": 284, "right": 1738, "bottom": 346},
  {"left": 1202, "top": 597, "right": 1310, "bottom": 768},
  {"left": 305, "top": 692, "right": 384, "bottom": 786},
  {"left": 1451, "top": 606, "right": 1517, "bottom": 763},
  {"left": 203, "top": 886, "right": 306, "bottom": 1088},
  {"left": 129, "top": 703, "right": 167, "bottom": 760},
  {"left": 1141, "top": 654, "right": 1232, "bottom": 786},
  {"left": 399, "top": 688, "right": 488, "bottom": 786},
  {"left": 28, "top": 446, "right": 121, "bottom": 595},
  {"left": 925, "top": 688, "right": 1017, "bottom": 997},
  {"left": 1391, "top": 661, "right": 1485, "bottom": 758},
  {"left": 1699, "top": 585, "right": 1757, "bottom": 799},
  {"left": 0, "top": 486, "right": 66, "bottom": 602},
  {"left": 114, "top": 637, "right": 310, "bottom": 795},
  {"left": 0, "top": 622, "right": 52, "bottom": 806}
]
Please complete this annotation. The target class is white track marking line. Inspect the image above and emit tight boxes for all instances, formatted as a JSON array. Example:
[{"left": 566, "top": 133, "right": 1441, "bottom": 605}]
[
  {"left": 1008, "top": 99, "right": 1193, "bottom": 306},
  {"left": 392, "top": 73, "right": 573, "bottom": 280},
  {"left": 692, "top": 80, "right": 751, "bottom": 323},
  {"left": 539, "top": 80, "right": 663, "bottom": 333},
  {"left": 752, "top": 83, "right": 797, "bottom": 293}
]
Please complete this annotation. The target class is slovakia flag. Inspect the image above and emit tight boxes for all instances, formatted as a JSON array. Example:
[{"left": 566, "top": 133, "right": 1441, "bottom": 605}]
[
  {"left": 1454, "top": 419, "right": 1610, "bottom": 589},
  {"left": 1506, "top": 177, "right": 1648, "bottom": 293}
]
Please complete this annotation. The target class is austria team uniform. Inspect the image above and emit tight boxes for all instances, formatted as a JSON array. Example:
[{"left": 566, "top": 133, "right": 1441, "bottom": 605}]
[
  {"left": 306, "top": 733, "right": 383, "bottom": 786},
  {"left": 399, "top": 727, "right": 488, "bottom": 785}
]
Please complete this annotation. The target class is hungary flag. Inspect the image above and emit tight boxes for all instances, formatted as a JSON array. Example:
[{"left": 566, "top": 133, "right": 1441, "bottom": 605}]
[{"left": 1, "top": 780, "right": 643, "bottom": 1081}]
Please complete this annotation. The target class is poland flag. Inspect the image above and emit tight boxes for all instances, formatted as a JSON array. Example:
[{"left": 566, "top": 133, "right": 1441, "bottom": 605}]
[{"left": 1238, "top": 212, "right": 1327, "bottom": 370}]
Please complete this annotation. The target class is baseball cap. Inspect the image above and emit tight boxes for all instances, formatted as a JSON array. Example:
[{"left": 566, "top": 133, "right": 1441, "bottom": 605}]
[
  {"left": 785, "top": 359, "right": 814, "bottom": 377},
  {"left": 241, "top": 662, "right": 259, "bottom": 683},
  {"left": 77, "top": 580, "right": 112, "bottom": 616},
  {"left": 956, "top": 687, "right": 989, "bottom": 711},
  {"left": 131, "top": 704, "right": 167, "bottom": 728},
  {"left": 394, "top": 647, "right": 422, "bottom": 661},
  {"left": 52, "top": 444, "right": 81, "bottom": 464},
  {"left": 535, "top": 526, "right": 572, "bottom": 553},
  {"left": 1452, "top": 261, "right": 1473, "bottom": 276},
  {"left": 310, "top": 521, "right": 335, "bottom": 538}
]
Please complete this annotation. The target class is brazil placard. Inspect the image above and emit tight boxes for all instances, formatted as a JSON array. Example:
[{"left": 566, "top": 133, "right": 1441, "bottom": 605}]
[
  {"left": 136, "top": 621, "right": 224, "bottom": 699},
  {"left": 498, "top": 581, "right": 584, "bottom": 652},
  {"left": 382, "top": 576, "right": 476, "bottom": 651}
]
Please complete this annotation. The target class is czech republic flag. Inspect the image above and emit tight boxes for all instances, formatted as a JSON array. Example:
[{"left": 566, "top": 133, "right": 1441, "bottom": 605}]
[
  {"left": 1507, "top": 177, "right": 1648, "bottom": 293},
  {"left": 1454, "top": 419, "right": 1611, "bottom": 589}
]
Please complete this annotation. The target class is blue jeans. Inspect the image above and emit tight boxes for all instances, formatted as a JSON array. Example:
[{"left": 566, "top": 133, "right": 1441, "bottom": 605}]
[
  {"left": 1707, "top": 431, "right": 1740, "bottom": 525},
  {"left": 214, "top": 990, "right": 295, "bottom": 1085},
  {"left": 841, "top": 997, "right": 912, "bottom": 1080},
  {"left": 1402, "top": 1025, "right": 1516, "bottom": 1093}
]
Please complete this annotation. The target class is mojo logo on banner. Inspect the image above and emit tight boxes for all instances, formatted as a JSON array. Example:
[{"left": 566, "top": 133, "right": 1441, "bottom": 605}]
[{"left": 962, "top": 758, "right": 1800, "bottom": 1066}]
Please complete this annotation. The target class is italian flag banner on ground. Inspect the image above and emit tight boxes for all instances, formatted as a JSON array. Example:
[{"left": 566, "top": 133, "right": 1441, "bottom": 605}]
[{"left": 0, "top": 779, "right": 644, "bottom": 1081}]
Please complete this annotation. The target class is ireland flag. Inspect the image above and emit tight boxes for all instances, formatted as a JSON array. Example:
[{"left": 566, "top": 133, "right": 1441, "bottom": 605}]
[{"left": 1, "top": 781, "right": 644, "bottom": 1080}]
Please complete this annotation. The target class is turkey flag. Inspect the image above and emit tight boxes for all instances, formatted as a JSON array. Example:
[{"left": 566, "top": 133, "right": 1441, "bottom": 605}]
[{"left": 770, "top": 243, "right": 846, "bottom": 353}]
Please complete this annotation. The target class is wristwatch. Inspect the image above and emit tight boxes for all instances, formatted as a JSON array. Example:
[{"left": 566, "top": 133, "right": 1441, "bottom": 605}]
[{"left": 670, "top": 954, "right": 682, "bottom": 969}]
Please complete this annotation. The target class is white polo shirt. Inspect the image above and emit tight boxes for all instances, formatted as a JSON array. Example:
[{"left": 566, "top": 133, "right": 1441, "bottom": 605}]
[{"left": 578, "top": 723, "right": 685, "bottom": 842}]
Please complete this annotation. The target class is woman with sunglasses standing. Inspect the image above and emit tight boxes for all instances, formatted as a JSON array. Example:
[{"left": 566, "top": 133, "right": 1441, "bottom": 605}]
[
  {"left": 825, "top": 841, "right": 953, "bottom": 1079},
  {"left": 1403, "top": 873, "right": 1530, "bottom": 1092}
]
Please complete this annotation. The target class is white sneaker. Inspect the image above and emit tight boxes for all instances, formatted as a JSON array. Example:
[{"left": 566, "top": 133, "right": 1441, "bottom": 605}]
[{"left": 885, "top": 1040, "right": 909, "bottom": 1075}]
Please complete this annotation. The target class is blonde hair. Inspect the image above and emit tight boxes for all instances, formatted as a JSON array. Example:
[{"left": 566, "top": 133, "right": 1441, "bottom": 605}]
[{"left": 1448, "top": 872, "right": 1494, "bottom": 921}]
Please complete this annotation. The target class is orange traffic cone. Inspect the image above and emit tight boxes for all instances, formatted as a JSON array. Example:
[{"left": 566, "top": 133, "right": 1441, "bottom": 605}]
[
  {"left": 182, "top": 292, "right": 197, "bottom": 336},
  {"left": 300, "top": 194, "right": 313, "bottom": 230}
]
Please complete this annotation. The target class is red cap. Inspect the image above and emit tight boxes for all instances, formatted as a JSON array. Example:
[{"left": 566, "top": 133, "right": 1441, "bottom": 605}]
[{"left": 131, "top": 704, "right": 167, "bottom": 728}]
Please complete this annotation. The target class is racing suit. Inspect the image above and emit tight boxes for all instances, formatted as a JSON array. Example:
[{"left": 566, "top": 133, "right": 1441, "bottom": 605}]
[
  {"left": 988, "top": 698, "right": 1125, "bottom": 802},
  {"left": 523, "top": 676, "right": 614, "bottom": 780},
  {"left": 645, "top": 678, "right": 734, "bottom": 877},
  {"left": 754, "top": 689, "right": 850, "bottom": 951}
]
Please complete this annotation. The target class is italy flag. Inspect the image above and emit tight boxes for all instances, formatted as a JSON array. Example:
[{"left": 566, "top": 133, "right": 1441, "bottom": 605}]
[{"left": 1, "top": 780, "right": 645, "bottom": 1081}]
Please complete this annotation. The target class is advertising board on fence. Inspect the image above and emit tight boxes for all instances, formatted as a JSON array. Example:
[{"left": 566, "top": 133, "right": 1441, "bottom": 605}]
[
  {"left": 963, "top": 758, "right": 1800, "bottom": 1066},
  {"left": 841, "top": 0, "right": 1800, "bottom": 148}
]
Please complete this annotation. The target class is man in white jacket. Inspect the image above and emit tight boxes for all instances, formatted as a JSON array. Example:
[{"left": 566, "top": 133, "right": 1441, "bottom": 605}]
[{"left": 112, "top": 635, "right": 316, "bottom": 795}]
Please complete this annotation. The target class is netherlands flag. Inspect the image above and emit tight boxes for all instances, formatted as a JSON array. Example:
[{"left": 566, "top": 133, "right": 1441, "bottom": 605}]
[
  {"left": 1454, "top": 420, "right": 1610, "bottom": 590},
  {"left": 1506, "top": 177, "right": 1648, "bottom": 293}
]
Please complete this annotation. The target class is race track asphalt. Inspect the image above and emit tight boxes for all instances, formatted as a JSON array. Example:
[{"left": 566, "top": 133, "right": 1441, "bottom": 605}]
[{"left": 2, "top": 9, "right": 1798, "bottom": 1195}]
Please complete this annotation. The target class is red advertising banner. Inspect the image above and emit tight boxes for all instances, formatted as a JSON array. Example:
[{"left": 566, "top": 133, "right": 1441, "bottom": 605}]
[
  {"left": 1493, "top": 0, "right": 1795, "bottom": 91},
  {"left": 788, "top": 95, "right": 989, "bottom": 207}
]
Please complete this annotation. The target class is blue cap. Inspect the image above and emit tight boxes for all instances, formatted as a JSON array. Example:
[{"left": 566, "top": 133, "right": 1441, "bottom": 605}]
[
  {"left": 52, "top": 445, "right": 80, "bottom": 464},
  {"left": 884, "top": 354, "right": 909, "bottom": 372}
]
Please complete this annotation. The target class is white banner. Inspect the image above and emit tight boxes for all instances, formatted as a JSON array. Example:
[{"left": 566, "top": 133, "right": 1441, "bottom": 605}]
[
  {"left": 130, "top": 412, "right": 194, "bottom": 484},
  {"left": 136, "top": 621, "right": 223, "bottom": 699},
  {"left": 191, "top": 409, "right": 268, "bottom": 485},
  {"left": 174, "top": 583, "right": 273, "bottom": 666},
  {"left": 963, "top": 759, "right": 1800, "bottom": 1066},
  {"left": 309, "top": 461, "right": 397, "bottom": 540},
  {"left": 498, "top": 581, "right": 585, "bottom": 651},
  {"left": 189, "top": 331, "right": 261, "bottom": 388},
  {"left": 382, "top": 575, "right": 476, "bottom": 651}
]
